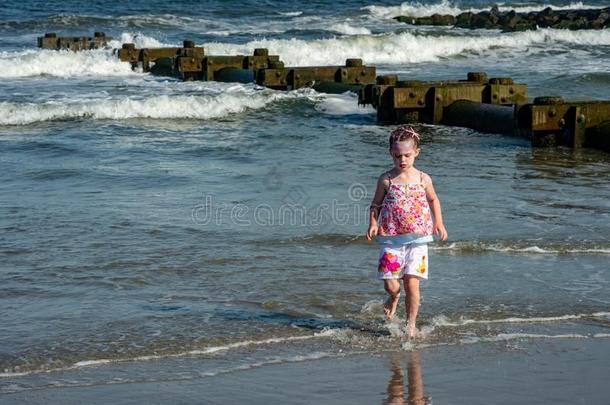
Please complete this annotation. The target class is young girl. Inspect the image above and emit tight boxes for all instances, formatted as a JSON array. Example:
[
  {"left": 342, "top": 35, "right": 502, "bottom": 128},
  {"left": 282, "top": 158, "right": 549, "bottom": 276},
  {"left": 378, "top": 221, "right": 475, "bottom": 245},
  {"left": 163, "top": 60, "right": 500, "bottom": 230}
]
[{"left": 366, "top": 126, "right": 447, "bottom": 338}]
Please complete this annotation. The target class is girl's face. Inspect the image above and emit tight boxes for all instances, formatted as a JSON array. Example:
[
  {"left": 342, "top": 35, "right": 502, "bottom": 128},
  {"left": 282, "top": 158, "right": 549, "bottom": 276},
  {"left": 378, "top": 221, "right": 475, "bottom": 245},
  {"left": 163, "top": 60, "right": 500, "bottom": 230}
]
[{"left": 391, "top": 140, "right": 419, "bottom": 171}]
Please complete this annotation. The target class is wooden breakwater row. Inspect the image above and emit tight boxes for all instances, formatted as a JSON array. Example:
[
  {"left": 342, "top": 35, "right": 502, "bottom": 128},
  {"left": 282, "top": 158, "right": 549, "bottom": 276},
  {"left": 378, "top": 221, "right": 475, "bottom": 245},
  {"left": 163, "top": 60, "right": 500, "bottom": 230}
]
[
  {"left": 359, "top": 73, "right": 610, "bottom": 151},
  {"left": 36, "top": 33, "right": 610, "bottom": 152},
  {"left": 394, "top": 6, "right": 610, "bottom": 32},
  {"left": 38, "top": 34, "right": 376, "bottom": 93}
]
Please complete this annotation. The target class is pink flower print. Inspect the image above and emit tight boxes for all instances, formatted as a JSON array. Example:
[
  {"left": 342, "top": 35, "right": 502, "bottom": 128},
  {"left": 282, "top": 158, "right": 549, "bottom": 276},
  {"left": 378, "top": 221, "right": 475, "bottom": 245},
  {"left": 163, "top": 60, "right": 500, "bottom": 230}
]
[
  {"left": 379, "top": 252, "right": 401, "bottom": 274},
  {"left": 378, "top": 182, "right": 432, "bottom": 238}
]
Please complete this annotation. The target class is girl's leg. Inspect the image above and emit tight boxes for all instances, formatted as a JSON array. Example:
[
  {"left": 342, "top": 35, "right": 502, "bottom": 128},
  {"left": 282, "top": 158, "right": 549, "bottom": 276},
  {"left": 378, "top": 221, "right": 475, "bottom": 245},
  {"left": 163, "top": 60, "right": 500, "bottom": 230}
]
[
  {"left": 383, "top": 279, "right": 401, "bottom": 320},
  {"left": 403, "top": 275, "right": 420, "bottom": 338}
]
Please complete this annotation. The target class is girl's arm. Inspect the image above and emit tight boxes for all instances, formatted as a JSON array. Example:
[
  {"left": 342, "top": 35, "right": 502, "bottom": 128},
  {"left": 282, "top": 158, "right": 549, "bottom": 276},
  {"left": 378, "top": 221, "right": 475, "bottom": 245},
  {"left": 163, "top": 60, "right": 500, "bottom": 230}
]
[
  {"left": 423, "top": 173, "right": 448, "bottom": 241},
  {"left": 366, "top": 173, "right": 389, "bottom": 241}
]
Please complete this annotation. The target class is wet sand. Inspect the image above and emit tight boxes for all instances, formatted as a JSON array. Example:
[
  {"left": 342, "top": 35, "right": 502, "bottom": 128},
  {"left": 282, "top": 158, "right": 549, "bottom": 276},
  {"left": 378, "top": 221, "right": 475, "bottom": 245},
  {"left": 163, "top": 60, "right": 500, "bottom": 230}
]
[{"left": 2, "top": 338, "right": 608, "bottom": 404}]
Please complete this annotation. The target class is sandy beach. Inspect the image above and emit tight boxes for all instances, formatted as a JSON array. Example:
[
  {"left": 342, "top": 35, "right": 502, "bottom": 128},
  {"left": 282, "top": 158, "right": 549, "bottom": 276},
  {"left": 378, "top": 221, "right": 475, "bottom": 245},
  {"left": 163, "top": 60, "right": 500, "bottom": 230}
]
[{"left": 3, "top": 337, "right": 608, "bottom": 404}]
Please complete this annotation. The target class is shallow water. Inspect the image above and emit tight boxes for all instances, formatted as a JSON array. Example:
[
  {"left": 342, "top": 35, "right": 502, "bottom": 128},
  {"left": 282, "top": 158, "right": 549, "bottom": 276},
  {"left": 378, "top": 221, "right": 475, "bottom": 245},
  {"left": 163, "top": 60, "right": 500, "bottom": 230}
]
[{"left": 1, "top": 0, "right": 609, "bottom": 394}]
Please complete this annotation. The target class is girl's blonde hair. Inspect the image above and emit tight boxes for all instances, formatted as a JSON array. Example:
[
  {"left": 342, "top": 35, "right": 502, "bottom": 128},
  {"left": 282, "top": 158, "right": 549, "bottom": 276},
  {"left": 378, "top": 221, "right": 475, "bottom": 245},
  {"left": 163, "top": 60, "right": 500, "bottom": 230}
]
[{"left": 389, "top": 126, "right": 420, "bottom": 150}]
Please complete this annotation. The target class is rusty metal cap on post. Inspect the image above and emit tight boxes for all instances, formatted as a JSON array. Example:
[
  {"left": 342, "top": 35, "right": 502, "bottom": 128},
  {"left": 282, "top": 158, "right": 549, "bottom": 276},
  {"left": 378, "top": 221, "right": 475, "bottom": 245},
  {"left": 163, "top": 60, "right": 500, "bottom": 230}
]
[
  {"left": 122, "top": 43, "right": 136, "bottom": 50},
  {"left": 376, "top": 75, "right": 398, "bottom": 85},
  {"left": 183, "top": 40, "right": 195, "bottom": 48},
  {"left": 467, "top": 72, "right": 488, "bottom": 82},
  {"left": 94, "top": 32, "right": 105, "bottom": 38},
  {"left": 345, "top": 58, "right": 363, "bottom": 67},
  {"left": 533, "top": 96, "right": 565, "bottom": 105},
  {"left": 44, "top": 32, "right": 57, "bottom": 38},
  {"left": 253, "top": 48, "right": 269, "bottom": 56},
  {"left": 489, "top": 77, "right": 514, "bottom": 85}
]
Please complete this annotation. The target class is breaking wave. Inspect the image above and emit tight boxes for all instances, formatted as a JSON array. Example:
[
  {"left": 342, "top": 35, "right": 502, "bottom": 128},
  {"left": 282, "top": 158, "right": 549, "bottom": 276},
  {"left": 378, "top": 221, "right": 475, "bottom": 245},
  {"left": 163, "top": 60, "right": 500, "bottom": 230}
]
[
  {"left": 277, "top": 11, "right": 303, "bottom": 17},
  {"left": 202, "top": 28, "right": 610, "bottom": 66},
  {"left": 330, "top": 23, "right": 372, "bottom": 36},
  {"left": 0, "top": 49, "right": 136, "bottom": 78},
  {"left": 363, "top": 1, "right": 607, "bottom": 19},
  {"left": 314, "top": 91, "right": 375, "bottom": 115},
  {"left": 3, "top": 28, "right": 607, "bottom": 80},
  {"left": 109, "top": 32, "right": 174, "bottom": 48},
  {"left": 0, "top": 88, "right": 319, "bottom": 125}
]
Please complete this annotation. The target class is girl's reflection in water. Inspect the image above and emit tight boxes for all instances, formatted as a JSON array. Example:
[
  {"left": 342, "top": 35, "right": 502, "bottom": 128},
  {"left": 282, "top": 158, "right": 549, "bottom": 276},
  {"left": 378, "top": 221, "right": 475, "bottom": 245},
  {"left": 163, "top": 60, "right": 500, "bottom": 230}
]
[{"left": 384, "top": 352, "right": 432, "bottom": 405}]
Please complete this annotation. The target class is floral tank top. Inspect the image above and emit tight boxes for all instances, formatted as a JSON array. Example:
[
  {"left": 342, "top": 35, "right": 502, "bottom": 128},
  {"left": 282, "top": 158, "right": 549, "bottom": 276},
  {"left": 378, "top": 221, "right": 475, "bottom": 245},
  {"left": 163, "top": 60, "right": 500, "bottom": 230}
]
[{"left": 376, "top": 172, "right": 434, "bottom": 246}]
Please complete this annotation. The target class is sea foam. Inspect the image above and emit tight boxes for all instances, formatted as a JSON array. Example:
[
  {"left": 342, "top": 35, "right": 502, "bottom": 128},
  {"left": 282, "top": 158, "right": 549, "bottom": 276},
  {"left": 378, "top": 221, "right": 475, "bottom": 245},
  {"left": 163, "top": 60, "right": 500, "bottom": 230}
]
[
  {"left": 428, "top": 312, "right": 609, "bottom": 328},
  {"left": 203, "top": 28, "right": 610, "bottom": 66},
  {"left": 314, "top": 92, "right": 375, "bottom": 115},
  {"left": 108, "top": 32, "right": 175, "bottom": 49},
  {"left": 0, "top": 329, "right": 338, "bottom": 378},
  {"left": 4, "top": 28, "right": 607, "bottom": 80},
  {"left": 0, "top": 49, "right": 136, "bottom": 79},
  {"left": 431, "top": 240, "right": 610, "bottom": 255},
  {"left": 330, "top": 23, "right": 372, "bottom": 36},
  {"left": 363, "top": 1, "right": 606, "bottom": 19},
  {"left": 0, "top": 88, "right": 319, "bottom": 126}
]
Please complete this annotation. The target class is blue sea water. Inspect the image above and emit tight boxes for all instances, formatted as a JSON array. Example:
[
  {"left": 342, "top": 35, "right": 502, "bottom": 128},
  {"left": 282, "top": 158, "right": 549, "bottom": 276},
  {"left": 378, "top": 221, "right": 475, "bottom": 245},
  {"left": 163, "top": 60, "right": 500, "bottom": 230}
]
[{"left": 0, "top": 0, "right": 609, "bottom": 395}]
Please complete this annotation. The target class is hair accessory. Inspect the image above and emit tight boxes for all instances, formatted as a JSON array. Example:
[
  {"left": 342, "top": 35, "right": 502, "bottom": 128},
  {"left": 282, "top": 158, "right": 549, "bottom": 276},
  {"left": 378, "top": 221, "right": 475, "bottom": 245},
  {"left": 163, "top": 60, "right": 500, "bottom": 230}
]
[{"left": 391, "top": 126, "right": 420, "bottom": 141}]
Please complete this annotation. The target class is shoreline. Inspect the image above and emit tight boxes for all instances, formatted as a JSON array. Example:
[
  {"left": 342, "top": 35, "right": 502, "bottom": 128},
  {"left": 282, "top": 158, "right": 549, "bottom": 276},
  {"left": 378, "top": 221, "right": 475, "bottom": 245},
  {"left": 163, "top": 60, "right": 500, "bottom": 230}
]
[{"left": 2, "top": 337, "right": 608, "bottom": 404}]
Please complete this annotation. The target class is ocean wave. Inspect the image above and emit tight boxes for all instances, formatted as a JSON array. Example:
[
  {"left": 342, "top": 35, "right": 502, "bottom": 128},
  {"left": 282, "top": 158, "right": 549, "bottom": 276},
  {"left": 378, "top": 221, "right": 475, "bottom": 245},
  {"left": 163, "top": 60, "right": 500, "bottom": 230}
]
[
  {"left": 326, "top": 315, "right": 606, "bottom": 352},
  {"left": 0, "top": 351, "right": 340, "bottom": 394},
  {"left": 270, "top": 233, "right": 610, "bottom": 255},
  {"left": 73, "top": 331, "right": 332, "bottom": 365},
  {"left": 269, "top": 233, "right": 364, "bottom": 246},
  {"left": 580, "top": 72, "right": 610, "bottom": 84},
  {"left": 363, "top": 0, "right": 464, "bottom": 19},
  {"left": 2, "top": 310, "right": 607, "bottom": 379},
  {"left": 0, "top": 13, "right": 288, "bottom": 39},
  {"left": 277, "top": 11, "right": 303, "bottom": 17},
  {"left": 0, "top": 12, "right": 356, "bottom": 39},
  {"left": 113, "top": 13, "right": 205, "bottom": 29},
  {"left": 395, "top": 311, "right": 609, "bottom": 349},
  {"left": 0, "top": 88, "right": 319, "bottom": 125},
  {"left": 428, "top": 312, "right": 610, "bottom": 328},
  {"left": 330, "top": 22, "right": 372, "bottom": 36},
  {"left": 363, "top": 1, "right": 607, "bottom": 19},
  {"left": 108, "top": 32, "right": 174, "bottom": 48},
  {"left": 432, "top": 240, "right": 610, "bottom": 255},
  {"left": 0, "top": 13, "right": 220, "bottom": 32},
  {"left": 314, "top": 91, "right": 375, "bottom": 115},
  {"left": 6, "top": 28, "right": 605, "bottom": 80},
  {"left": 0, "top": 329, "right": 336, "bottom": 378},
  {"left": 0, "top": 14, "right": 108, "bottom": 30},
  {"left": 203, "top": 28, "right": 610, "bottom": 66},
  {"left": 0, "top": 49, "right": 136, "bottom": 78},
  {"left": 456, "top": 333, "right": 589, "bottom": 346},
  {"left": 406, "top": 332, "right": 593, "bottom": 350},
  {"left": 360, "top": 302, "right": 609, "bottom": 326}
]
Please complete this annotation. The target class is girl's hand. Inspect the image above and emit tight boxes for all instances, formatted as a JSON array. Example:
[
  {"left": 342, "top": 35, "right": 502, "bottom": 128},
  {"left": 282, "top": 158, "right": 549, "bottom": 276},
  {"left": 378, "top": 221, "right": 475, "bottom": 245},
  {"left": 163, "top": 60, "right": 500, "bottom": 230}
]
[
  {"left": 366, "top": 224, "right": 378, "bottom": 241},
  {"left": 433, "top": 222, "right": 448, "bottom": 241}
]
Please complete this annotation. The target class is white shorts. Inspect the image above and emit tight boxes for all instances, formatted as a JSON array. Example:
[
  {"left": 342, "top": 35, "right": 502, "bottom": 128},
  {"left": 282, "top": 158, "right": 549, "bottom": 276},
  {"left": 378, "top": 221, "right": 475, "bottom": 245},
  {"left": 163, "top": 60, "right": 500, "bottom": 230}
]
[{"left": 377, "top": 244, "right": 428, "bottom": 280}]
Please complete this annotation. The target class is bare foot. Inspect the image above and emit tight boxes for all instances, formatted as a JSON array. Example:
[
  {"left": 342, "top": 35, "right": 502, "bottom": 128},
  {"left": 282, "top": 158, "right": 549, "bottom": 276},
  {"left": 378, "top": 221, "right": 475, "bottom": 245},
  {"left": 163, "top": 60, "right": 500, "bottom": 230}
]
[
  {"left": 406, "top": 321, "right": 417, "bottom": 339},
  {"left": 383, "top": 293, "right": 400, "bottom": 320}
]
